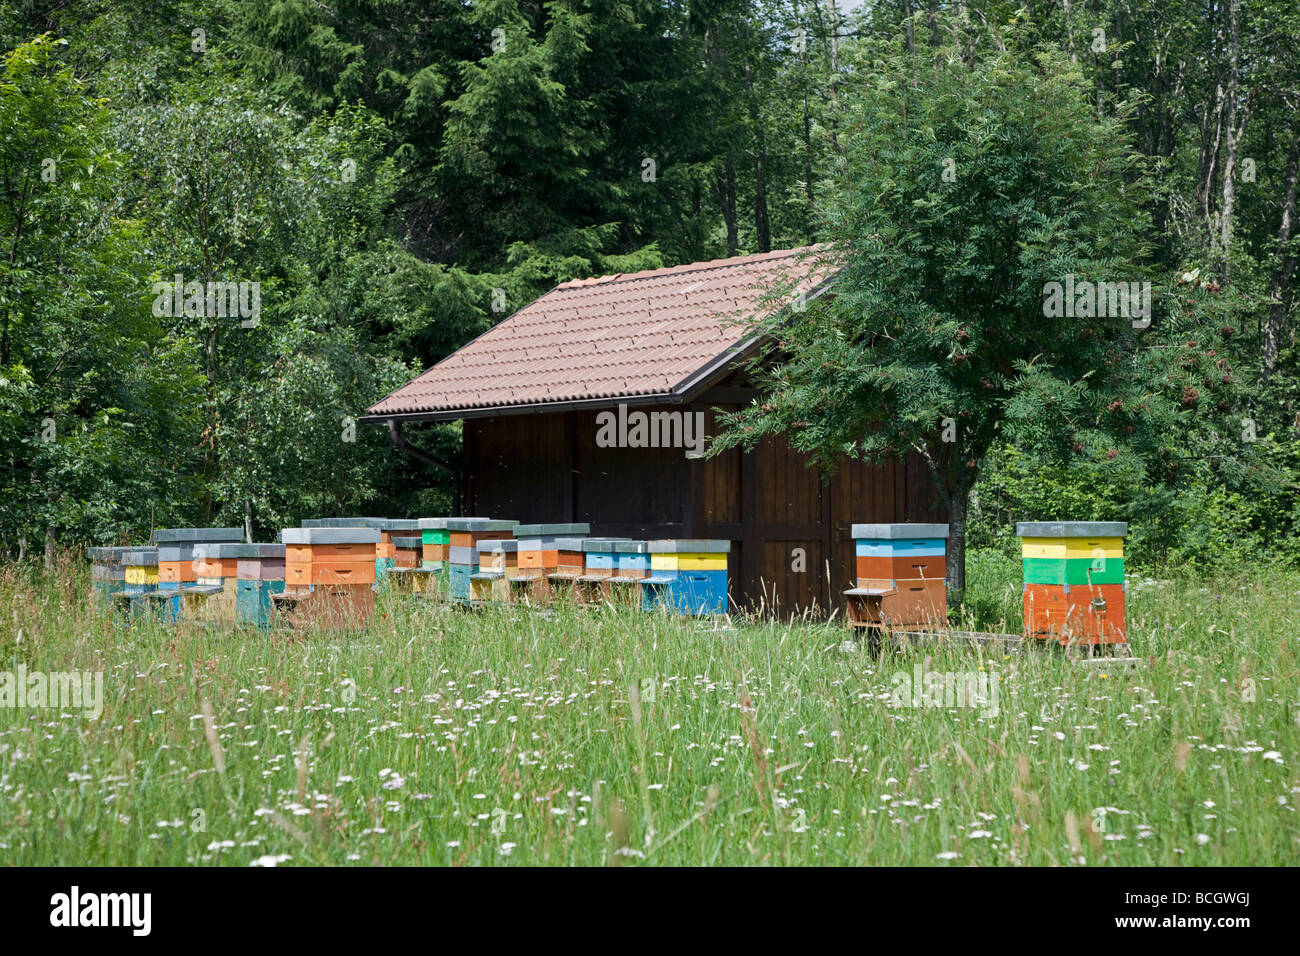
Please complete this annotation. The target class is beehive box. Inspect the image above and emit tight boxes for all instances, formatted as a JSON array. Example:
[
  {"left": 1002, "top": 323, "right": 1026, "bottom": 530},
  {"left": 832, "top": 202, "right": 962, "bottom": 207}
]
[
  {"left": 222, "top": 544, "right": 287, "bottom": 627},
  {"left": 844, "top": 580, "right": 948, "bottom": 629},
  {"left": 845, "top": 523, "right": 949, "bottom": 630},
  {"left": 417, "top": 518, "right": 452, "bottom": 569},
  {"left": 154, "top": 528, "right": 243, "bottom": 584},
  {"left": 612, "top": 540, "right": 652, "bottom": 579},
  {"left": 580, "top": 538, "right": 629, "bottom": 579},
  {"left": 514, "top": 523, "right": 591, "bottom": 572},
  {"left": 552, "top": 537, "right": 587, "bottom": 576},
  {"left": 643, "top": 540, "right": 730, "bottom": 615},
  {"left": 473, "top": 538, "right": 517, "bottom": 604},
  {"left": 394, "top": 535, "right": 422, "bottom": 569},
  {"left": 272, "top": 584, "right": 376, "bottom": 632},
  {"left": 1018, "top": 521, "right": 1127, "bottom": 645},
  {"left": 301, "top": 518, "right": 419, "bottom": 580},
  {"left": 542, "top": 536, "right": 589, "bottom": 603},
  {"left": 444, "top": 519, "right": 517, "bottom": 602},
  {"left": 87, "top": 547, "right": 133, "bottom": 603},
  {"left": 281, "top": 527, "right": 381, "bottom": 589},
  {"left": 122, "top": 548, "right": 160, "bottom": 592}
]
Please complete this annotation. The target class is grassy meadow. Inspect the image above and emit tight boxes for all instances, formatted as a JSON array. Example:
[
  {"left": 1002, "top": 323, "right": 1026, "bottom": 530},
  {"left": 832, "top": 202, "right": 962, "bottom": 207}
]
[{"left": 0, "top": 553, "right": 1296, "bottom": 866}]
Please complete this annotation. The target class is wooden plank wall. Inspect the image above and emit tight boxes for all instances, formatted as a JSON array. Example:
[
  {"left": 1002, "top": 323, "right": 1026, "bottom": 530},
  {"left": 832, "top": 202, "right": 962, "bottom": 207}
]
[{"left": 464, "top": 405, "right": 946, "bottom": 614}]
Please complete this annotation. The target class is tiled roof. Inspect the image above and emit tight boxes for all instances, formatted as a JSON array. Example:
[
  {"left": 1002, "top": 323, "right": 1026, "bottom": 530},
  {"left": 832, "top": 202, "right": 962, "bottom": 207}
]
[{"left": 366, "top": 245, "right": 832, "bottom": 418}]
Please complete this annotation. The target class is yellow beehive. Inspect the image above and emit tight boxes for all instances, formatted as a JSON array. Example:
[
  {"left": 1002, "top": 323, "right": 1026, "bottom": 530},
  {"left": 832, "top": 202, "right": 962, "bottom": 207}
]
[
  {"left": 1020, "top": 536, "right": 1124, "bottom": 560},
  {"left": 651, "top": 552, "right": 728, "bottom": 571},
  {"left": 125, "top": 566, "right": 160, "bottom": 586}
]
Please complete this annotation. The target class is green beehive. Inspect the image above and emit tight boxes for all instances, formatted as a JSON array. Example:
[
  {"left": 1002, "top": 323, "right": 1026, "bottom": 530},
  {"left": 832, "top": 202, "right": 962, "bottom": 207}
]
[{"left": 1018, "top": 521, "right": 1127, "bottom": 585}]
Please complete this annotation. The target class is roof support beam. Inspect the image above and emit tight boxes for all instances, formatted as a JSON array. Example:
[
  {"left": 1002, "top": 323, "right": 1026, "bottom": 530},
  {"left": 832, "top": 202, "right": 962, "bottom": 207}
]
[{"left": 387, "top": 420, "right": 462, "bottom": 516}]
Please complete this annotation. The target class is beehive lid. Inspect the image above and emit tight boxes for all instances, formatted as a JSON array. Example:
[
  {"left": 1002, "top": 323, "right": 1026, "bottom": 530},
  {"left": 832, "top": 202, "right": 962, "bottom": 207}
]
[
  {"left": 417, "top": 517, "right": 462, "bottom": 529},
  {"left": 302, "top": 517, "right": 420, "bottom": 531},
  {"left": 152, "top": 528, "right": 244, "bottom": 543},
  {"left": 1015, "top": 521, "right": 1128, "bottom": 538},
  {"left": 394, "top": 536, "right": 423, "bottom": 548},
  {"left": 613, "top": 541, "right": 650, "bottom": 553},
  {"left": 582, "top": 537, "right": 631, "bottom": 551},
  {"left": 208, "top": 543, "right": 262, "bottom": 559},
  {"left": 86, "top": 546, "right": 136, "bottom": 563},
  {"left": 123, "top": 549, "right": 159, "bottom": 566},
  {"left": 850, "top": 523, "right": 949, "bottom": 539},
  {"left": 279, "top": 528, "right": 382, "bottom": 544},
  {"left": 646, "top": 539, "right": 731, "bottom": 553},
  {"left": 476, "top": 539, "right": 519, "bottom": 552},
  {"left": 513, "top": 522, "right": 592, "bottom": 536},
  {"left": 445, "top": 518, "right": 518, "bottom": 531},
  {"left": 553, "top": 537, "right": 589, "bottom": 551}
]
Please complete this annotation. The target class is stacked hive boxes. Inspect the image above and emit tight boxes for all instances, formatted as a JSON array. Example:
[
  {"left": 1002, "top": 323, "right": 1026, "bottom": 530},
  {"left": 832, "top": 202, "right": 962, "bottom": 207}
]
[
  {"left": 415, "top": 518, "right": 451, "bottom": 595},
  {"left": 152, "top": 529, "right": 243, "bottom": 623},
  {"left": 1019, "top": 521, "right": 1127, "bottom": 645},
  {"left": 547, "top": 536, "right": 590, "bottom": 601},
  {"left": 472, "top": 538, "right": 516, "bottom": 602},
  {"left": 301, "top": 517, "right": 418, "bottom": 584},
  {"left": 279, "top": 527, "right": 380, "bottom": 629},
  {"left": 843, "top": 524, "right": 949, "bottom": 630},
  {"left": 191, "top": 542, "right": 250, "bottom": 624},
  {"left": 607, "top": 541, "right": 651, "bottom": 605},
  {"left": 419, "top": 519, "right": 451, "bottom": 570},
  {"left": 155, "top": 528, "right": 243, "bottom": 586},
  {"left": 235, "top": 544, "right": 286, "bottom": 628},
  {"left": 446, "top": 519, "right": 517, "bottom": 603},
  {"left": 123, "top": 548, "right": 160, "bottom": 594},
  {"left": 643, "top": 540, "right": 730, "bottom": 615},
  {"left": 115, "top": 548, "right": 161, "bottom": 620},
  {"left": 87, "top": 547, "right": 133, "bottom": 604},
  {"left": 578, "top": 537, "right": 628, "bottom": 601},
  {"left": 376, "top": 519, "right": 419, "bottom": 582},
  {"left": 394, "top": 535, "right": 421, "bottom": 568},
  {"left": 512, "top": 523, "right": 590, "bottom": 603}
]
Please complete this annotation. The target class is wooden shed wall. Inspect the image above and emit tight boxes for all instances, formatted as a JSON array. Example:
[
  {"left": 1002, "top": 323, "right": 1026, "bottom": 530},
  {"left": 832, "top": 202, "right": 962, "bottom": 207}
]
[{"left": 463, "top": 403, "right": 945, "bottom": 614}]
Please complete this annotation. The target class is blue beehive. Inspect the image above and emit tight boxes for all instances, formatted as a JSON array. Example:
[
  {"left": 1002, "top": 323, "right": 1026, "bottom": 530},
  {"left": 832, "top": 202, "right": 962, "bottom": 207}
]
[
  {"left": 642, "top": 540, "right": 731, "bottom": 615},
  {"left": 445, "top": 518, "right": 517, "bottom": 603},
  {"left": 230, "top": 543, "right": 287, "bottom": 627},
  {"left": 87, "top": 547, "right": 133, "bottom": 605}
]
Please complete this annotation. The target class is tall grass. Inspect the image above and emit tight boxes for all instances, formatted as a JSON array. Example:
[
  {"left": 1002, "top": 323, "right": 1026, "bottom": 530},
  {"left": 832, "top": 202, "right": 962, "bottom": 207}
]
[{"left": 0, "top": 552, "right": 1296, "bottom": 865}]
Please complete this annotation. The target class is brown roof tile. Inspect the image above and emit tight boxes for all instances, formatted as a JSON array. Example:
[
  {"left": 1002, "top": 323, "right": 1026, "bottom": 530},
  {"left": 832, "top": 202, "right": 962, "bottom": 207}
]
[{"left": 366, "top": 245, "right": 832, "bottom": 418}]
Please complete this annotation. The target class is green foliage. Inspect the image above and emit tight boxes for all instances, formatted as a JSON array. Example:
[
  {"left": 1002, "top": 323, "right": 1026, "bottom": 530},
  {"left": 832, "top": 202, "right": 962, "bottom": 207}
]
[
  {"left": 0, "top": 36, "right": 201, "bottom": 548},
  {"left": 0, "top": 1, "right": 1296, "bottom": 570}
]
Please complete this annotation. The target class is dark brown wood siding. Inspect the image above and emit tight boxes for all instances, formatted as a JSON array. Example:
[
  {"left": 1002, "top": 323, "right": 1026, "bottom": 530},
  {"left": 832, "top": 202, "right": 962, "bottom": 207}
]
[{"left": 463, "top": 404, "right": 945, "bottom": 614}]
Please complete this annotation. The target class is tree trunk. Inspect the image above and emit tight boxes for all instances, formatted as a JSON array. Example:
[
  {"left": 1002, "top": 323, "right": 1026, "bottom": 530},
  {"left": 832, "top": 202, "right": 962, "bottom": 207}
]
[
  {"left": 1264, "top": 127, "right": 1300, "bottom": 381},
  {"left": 1219, "top": 0, "right": 1243, "bottom": 279},
  {"left": 742, "top": 57, "right": 770, "bottom": 253},
  {"left": 1195, "top": 87, "right": 1224, "bottom": 226},
  {"left": 44, "top": 525, "right": 55, "bottom": 570},
  {"left": 719, "top": 155, "right": 738, "bottom": 256},
  {"left": 1062, "top": 0, "right": 1077, "bottom": 63},
  {"left": 945, "top": 475, "right": 971, "bottom": 606}
]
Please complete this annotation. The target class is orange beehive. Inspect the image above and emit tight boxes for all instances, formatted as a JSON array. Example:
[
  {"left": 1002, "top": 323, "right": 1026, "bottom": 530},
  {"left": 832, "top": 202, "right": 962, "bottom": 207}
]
[
  {"left": 855, "top": 553, "right": 945, "bottom": 581},
  {"left": 1025, "top": 583, "right": 1126, "bottom": 644},
  {"left": 281, "top": 527, "right": 380, "bottom": 592}
]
